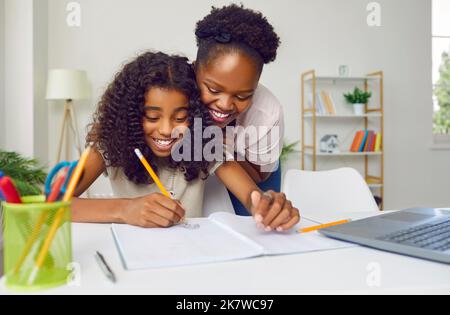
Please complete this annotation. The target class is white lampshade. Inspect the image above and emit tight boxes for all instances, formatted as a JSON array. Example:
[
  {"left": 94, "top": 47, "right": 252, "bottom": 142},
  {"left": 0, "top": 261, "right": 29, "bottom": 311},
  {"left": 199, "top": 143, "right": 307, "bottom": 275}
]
[{"left": 46, "top": 69, "right": 91, "bottom": 100}]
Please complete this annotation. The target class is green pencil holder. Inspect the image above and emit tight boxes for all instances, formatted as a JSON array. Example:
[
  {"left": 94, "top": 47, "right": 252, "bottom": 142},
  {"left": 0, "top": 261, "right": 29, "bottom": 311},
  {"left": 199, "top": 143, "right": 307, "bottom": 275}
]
[{"left": 2, "top": 195, "right": 72, "bottom": 291}]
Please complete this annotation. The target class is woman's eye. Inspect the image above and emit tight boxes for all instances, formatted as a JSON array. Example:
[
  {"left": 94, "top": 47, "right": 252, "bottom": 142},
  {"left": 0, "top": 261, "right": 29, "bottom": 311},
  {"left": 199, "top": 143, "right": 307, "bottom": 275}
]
[
  {"left": 236, "top": 95, "right": 253, "bottom": 101},
  {"left": 207, "top": 86, "right": 220, "bottom": 94}
]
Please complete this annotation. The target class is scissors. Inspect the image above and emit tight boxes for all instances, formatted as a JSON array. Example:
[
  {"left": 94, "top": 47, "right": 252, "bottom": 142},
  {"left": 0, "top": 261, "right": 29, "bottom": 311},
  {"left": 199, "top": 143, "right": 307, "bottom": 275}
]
[{"left": 45, "top": 161, "right": 78, "bottom": 200}]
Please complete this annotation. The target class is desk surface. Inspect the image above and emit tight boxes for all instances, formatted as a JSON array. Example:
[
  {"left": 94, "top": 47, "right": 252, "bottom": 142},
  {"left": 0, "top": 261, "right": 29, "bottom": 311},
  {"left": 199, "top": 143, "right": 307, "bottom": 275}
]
[{"left": 1, "top": 210, "right": 450, "bottom": 295}]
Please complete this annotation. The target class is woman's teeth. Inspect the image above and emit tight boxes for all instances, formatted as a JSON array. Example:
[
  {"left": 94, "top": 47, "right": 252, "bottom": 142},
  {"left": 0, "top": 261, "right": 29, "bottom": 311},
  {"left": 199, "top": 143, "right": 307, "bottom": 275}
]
[{"left": 210, "top": 109, "right": 232, "bottom": 121}]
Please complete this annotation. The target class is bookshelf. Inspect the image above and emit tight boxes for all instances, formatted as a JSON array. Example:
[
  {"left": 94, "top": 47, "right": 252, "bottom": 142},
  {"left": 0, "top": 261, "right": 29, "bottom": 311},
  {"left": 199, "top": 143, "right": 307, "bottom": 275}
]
[{"left": 300, "top": 70, "right": 384, "bottom": 209}]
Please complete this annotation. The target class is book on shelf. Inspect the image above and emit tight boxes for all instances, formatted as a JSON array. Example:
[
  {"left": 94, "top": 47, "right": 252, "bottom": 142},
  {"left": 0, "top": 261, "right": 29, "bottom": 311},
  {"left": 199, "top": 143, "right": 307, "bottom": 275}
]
[
  {"left": 308, "top": 91, "right": 337, "bottom": 115},
  {"left": 363, "top": 130, "right": 375, "bottom": 152},
  {"left": 350, "top": 130, "right": 365, "bottom": 152},
  {"left": 315, "top": 93, "right": 326, "bottom": 114},
  {"left": 374, "top": 133, "right": 382, "bottom": 152},
  {"left": 358, "top": 130, "right": 369, "bottom": 152},
  {"left": 320, "top": 91, "right": 337, "bottom": 115},
  {"left": 350, "top": 130, "right": 382, "bottom": 152},
  {"left": 369, "top": 132, "right": 376, "bottom": 151}
]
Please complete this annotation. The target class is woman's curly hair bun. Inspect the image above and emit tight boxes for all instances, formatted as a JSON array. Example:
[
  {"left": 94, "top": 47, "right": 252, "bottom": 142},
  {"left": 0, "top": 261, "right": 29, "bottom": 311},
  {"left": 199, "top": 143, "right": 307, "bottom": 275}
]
[{"left": 195, "top": 4, "right": 280, "bottom": 64}]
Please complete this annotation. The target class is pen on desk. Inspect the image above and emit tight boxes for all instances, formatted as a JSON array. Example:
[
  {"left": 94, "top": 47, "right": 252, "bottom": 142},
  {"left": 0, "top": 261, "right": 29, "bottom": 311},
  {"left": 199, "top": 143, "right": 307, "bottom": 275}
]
[
  {"left": 95, "top": 251, "right": 116, "bottom": 283},
  {"left": 298, "top": 219, "right": 351, "bottom": 233}
]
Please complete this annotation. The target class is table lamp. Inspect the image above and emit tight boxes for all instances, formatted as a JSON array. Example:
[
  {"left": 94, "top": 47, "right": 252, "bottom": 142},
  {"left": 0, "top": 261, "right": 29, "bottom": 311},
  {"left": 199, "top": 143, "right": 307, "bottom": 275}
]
[{"left": 46, "top": 69, "right": 90, "bottom": 162}]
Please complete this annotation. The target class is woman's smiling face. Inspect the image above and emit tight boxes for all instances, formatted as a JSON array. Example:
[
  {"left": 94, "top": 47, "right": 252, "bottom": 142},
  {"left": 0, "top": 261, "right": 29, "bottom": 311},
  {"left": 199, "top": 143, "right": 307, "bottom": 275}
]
[
  {"left": 196, "top": 53, "right": 261, "bottom": 128},
  {"left": 142, "top": 87, "right": 190, "bottom": 158}
]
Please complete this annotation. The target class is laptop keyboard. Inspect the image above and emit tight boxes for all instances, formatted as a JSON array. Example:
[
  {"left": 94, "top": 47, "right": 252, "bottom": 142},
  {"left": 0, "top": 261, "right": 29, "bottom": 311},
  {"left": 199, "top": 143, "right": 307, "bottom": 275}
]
[{"left": 378, "top": 219, "right": 450, "bottom": 252}]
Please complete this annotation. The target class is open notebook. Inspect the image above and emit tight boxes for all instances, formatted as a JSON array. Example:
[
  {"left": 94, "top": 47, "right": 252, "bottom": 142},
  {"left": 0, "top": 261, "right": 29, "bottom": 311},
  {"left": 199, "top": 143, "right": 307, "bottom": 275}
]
[{"left": 112, "top": 212, "right": 355, "bottom": 270}]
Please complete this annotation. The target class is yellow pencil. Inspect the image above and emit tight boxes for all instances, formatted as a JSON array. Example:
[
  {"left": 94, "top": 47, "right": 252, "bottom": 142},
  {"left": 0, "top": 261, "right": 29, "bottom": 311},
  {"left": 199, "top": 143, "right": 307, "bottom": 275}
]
[
  {"left": 134, "top": 148, "right": 186, "bottom": 224},
  {"left": 134, "top": 148, "right": 171, "bottom": 198},
  {"left": 28, "top": 146, "right": 92, "bottom": 285},
  {"left": 298, "top": 219, "right": 351, "bottom": 233}
]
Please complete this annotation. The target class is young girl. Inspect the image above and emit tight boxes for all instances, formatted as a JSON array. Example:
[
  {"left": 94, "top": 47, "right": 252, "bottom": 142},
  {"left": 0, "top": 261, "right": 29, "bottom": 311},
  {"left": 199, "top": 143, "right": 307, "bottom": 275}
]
[
  {"left": 73, "top": 51, "right": 299, "bottom": 232},
  {"left": 194, "top": 4, "right": 285, "bottom": 216}
]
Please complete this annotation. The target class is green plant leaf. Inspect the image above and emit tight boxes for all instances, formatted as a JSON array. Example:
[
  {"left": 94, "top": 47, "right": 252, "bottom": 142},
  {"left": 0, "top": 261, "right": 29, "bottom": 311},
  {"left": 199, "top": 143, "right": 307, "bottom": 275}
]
[
  {"left": 281, "top": 141, "right": 299, "bottom": 162},
  {"left": 434, "top": 52, "right": 450, "bottom": 134},
  {"left": 344, "top": 87, "right": 372, "bottom": 104},
  {"left": 0, "top": 150, "right": 47, "bottom": 196}
]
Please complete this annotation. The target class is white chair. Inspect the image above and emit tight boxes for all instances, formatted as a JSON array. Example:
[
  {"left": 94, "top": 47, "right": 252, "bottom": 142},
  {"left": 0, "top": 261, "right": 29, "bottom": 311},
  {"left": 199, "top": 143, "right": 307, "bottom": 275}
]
[{"left": 283, "top": 168, "right": 379, "bottom": 215}]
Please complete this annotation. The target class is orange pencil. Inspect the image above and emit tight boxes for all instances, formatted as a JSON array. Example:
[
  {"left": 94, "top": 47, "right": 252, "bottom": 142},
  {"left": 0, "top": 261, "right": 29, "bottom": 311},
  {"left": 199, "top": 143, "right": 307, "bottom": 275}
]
[{"left": 298, "top": 219, "right": 351, "bottom": 233}]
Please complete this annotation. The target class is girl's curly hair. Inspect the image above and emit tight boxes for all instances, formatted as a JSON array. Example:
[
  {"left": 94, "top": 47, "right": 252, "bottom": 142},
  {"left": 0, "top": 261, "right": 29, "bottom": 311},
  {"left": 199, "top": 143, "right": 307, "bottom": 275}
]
[
  {"left": 195, "top": 4, "right": 281, "bottom": 71},
  {"left": 87, "top": 51, "right": 214, "bottom": 185}
]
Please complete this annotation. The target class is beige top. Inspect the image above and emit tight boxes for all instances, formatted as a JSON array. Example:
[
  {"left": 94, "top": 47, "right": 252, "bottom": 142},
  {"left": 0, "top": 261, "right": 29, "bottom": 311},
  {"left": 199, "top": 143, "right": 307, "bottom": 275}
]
[
  {"left": 234, "top": 84, "right": 284, "bottom": 173},
  {"left": 105, "top": 165, "right": 206, "bottom": 218}
]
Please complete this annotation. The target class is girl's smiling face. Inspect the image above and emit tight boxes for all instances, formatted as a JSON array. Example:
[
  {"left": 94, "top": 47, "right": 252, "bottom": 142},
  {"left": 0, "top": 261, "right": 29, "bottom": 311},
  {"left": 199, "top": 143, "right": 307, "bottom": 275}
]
[
  {"left": 143, "top": 87, "right": 190, "bottom": 158},
  {"left": 196, "top": 53, "right": 261, "bottom": 128}
]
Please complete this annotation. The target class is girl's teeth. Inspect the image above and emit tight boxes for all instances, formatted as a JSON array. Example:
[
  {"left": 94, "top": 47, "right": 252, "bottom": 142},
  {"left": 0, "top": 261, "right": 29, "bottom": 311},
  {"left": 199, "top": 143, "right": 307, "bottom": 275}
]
[{"left": 154, "top": 139, "right": 173, "bottom": 146}]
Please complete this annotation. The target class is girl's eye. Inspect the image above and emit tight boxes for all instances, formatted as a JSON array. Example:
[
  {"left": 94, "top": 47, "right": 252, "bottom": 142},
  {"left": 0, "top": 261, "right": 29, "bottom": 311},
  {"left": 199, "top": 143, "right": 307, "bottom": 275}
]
[
  {"left": 145, "top": 116, "right": 159, "bottom": 122},
  {"left": 175, "top": 116, "right": 188, "bottom": 123}
]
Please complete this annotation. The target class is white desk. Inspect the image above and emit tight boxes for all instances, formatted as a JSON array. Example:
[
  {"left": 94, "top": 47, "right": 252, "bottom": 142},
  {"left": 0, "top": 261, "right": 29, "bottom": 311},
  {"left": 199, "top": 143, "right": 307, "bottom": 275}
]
[{"left": 1, "top": 209, "right": 449, "bottom": 295}]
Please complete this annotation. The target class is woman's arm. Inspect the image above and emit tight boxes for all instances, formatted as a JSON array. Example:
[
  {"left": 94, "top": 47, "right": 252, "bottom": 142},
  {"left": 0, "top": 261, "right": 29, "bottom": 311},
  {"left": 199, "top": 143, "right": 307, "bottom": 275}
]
[
  {"left": 215, "top": 161, "right": 300, "bottom": 231},
  {"left": 236, "top": 160, "right": 271, "bottom": 184},
  {"left": 215, "top": 161, "right": 260, "bottom": 212}
]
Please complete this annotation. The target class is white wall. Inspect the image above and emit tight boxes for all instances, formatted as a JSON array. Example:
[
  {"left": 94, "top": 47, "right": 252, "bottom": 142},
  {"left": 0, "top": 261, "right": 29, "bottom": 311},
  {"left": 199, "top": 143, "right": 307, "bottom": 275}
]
[
  {"left": 33, "top": 0, "right": 48, "bottom": 165},
  {"left": 43, "top": 0, "right": 449, "bottom": 209},
  {"left": 0, "top": 0, "right": 5, "bottom": 150},
  {"left": 4, "top": 0, "right": 34, "bottom": 157},
  {"left": 2, "top": 0, "right": 48, "bottom": 163}
]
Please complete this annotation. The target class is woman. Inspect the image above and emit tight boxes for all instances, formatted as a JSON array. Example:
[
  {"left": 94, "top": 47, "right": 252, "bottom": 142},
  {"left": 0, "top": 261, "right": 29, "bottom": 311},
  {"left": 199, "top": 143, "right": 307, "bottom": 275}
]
[{"left": 194, "top": 4, "right": 284, "bottom": 216}]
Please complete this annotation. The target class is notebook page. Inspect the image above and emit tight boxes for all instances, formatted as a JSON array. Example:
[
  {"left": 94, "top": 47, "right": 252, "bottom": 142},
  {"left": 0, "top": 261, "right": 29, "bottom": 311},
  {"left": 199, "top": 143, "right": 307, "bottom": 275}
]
[
  {"left": 111, "top": 218, "right": 263, "bottom": 270},
  {"left": 209, "top": 212, "right": 355, "bottom": 256}
]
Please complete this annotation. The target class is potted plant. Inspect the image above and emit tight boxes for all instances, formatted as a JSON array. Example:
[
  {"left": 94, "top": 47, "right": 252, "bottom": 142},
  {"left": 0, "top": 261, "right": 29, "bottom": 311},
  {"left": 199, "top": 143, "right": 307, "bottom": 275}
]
[{"left": 343, "top": 87, "right": 372, "bottom": 115}]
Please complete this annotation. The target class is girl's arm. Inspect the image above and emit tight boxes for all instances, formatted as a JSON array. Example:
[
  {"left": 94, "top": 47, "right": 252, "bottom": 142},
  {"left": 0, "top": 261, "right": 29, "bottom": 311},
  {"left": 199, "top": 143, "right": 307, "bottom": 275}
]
[
  {"left": 71, "top": 148, "right": 184, "bottom": 227},
  {"left": 72, "top": 148, "right": 128, "bottom": 223},
  {"left": 73, "top": 147, "right": 106, "bottom": 197},
  {"left": 215, "top": 161, "right": 300, "bottom": 231}
]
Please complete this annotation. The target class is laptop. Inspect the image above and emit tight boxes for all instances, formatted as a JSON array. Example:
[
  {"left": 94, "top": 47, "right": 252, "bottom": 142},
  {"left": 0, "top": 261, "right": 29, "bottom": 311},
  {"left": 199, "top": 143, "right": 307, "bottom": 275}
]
[{"left": 319, "top": 208, "right": 450, "bottom": 264}]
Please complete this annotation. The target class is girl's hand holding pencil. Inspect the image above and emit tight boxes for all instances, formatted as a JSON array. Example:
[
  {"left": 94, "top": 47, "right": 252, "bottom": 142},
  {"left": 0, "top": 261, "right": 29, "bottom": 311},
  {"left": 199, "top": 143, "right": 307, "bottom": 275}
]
[
  {"left": 133, "top": 148, "right": 186, "bottom": 228},
  {"left": 120, "top": 193, "right": 185, "bottom": 228}
]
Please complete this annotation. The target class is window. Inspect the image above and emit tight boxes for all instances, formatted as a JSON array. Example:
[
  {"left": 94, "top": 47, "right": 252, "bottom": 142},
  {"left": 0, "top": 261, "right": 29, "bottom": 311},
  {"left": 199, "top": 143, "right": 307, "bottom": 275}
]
[{"left": 432, "top": 0, "right": 450, "bottom": 138}]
